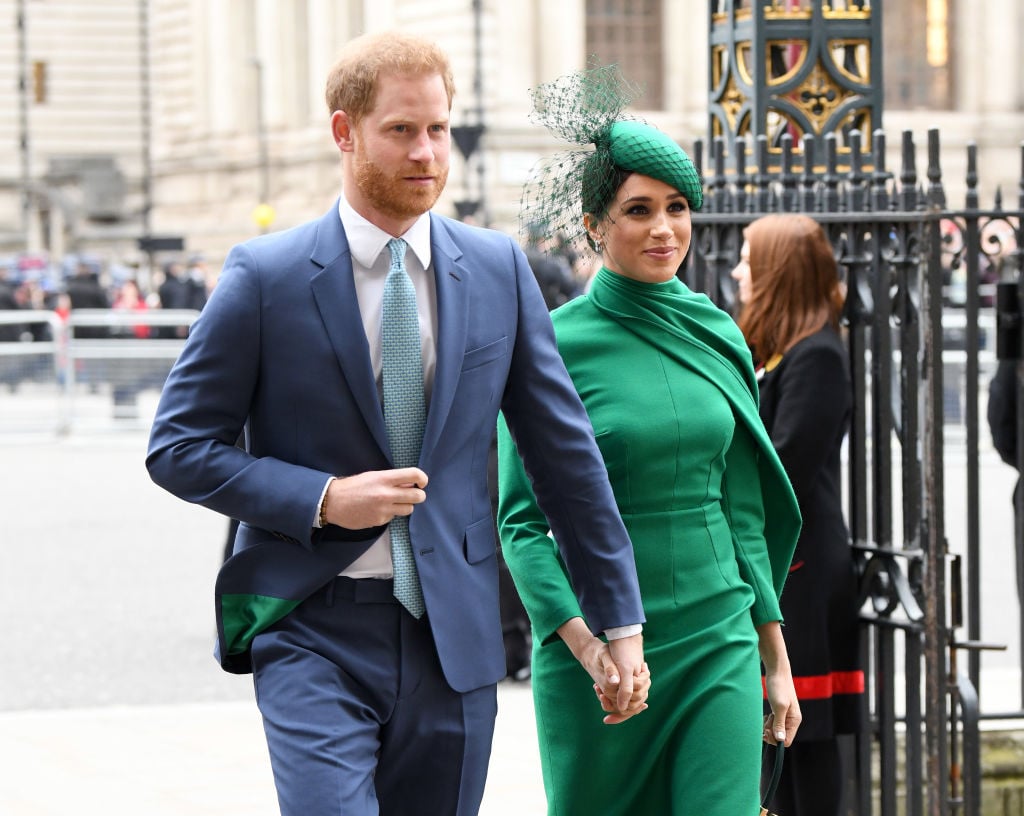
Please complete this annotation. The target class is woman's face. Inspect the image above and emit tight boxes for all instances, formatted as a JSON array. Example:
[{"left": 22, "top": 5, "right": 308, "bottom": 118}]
[
  {"left": 586, "top": 174, "right": 692, "bottom": 284},
  {"left": 731, "top": 239, "right": 752, "bottom": 305}
]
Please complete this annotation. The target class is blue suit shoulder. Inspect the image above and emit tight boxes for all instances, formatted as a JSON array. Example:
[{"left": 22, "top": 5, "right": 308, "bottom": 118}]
[
  {"left": 215, "top": 218, "right": 325, "bottom": 293},
  {"left": 429, "top": 213, "right": 519, "bottom": 255},
  {"left": 244, "top": 217, "right": 320, "bottom": 252}
]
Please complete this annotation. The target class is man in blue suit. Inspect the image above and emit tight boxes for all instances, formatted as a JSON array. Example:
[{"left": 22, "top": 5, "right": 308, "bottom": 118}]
[{"left": 147, "top": 30, "right": 646, "bottom": 816}]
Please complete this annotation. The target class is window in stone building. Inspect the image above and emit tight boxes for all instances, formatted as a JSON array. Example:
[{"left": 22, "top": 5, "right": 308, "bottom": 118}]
[
  {"left": 585, "top": 0, "right": 665, "bottom": 110},
  {"left": 884, "top": 0, "right": 953, "bottom": 110},
  {"left": 32, "top": 61, "right": 47, "bottom": 104}
]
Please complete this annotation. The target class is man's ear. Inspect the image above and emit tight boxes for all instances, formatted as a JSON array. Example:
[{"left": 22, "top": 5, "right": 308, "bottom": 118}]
[{"left": 331, "top": 110, "right": 355, "bottom": 152}]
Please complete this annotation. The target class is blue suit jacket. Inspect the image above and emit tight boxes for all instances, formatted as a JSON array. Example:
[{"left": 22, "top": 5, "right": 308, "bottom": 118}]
[{"left": 146, "top": 203, "right": 644, "bottom": 691}]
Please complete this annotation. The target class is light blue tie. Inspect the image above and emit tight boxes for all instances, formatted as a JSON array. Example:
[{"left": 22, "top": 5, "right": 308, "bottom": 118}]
[{"left": 382, "top": 237, "right": 426, "bottom": 618}]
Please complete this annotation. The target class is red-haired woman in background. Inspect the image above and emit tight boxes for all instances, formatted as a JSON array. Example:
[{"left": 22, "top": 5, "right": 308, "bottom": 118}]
[{"left": 732, "top": 214, "right": 864, "bottom": 816}]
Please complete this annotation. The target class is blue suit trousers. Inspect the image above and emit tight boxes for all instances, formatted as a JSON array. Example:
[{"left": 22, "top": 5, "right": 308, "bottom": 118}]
[{"left": 251, "top": 577, "right": 498, "bottom": 815}]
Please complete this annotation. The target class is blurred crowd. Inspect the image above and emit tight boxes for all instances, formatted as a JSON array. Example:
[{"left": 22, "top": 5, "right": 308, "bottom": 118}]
[
  {"left": 0, "top": 252, "right": 214, "bottom": 344},
  {"left": 0, "top": 224, "right": 597, "bottom": 346},
  {"left": 0, "top": 252, "right": 215, "bottom": 401}
]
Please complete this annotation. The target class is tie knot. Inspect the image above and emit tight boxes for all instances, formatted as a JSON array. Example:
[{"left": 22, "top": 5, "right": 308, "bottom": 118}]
[{"left": 387, "top": 238, "right": 407, "bottom": 270}]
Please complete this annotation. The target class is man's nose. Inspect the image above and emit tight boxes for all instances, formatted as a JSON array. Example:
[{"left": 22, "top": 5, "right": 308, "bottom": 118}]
[{"left": 409, "top": 131, "right": 435, "bottom": 163}]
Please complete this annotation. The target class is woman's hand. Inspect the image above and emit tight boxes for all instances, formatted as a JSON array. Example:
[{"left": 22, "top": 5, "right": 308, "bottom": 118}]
[
  {"left": 757, "top": 621, "right": 802, "bottom": 746},
  {"left": 763, "top": 666, "right": 801, "bottom": 746}
]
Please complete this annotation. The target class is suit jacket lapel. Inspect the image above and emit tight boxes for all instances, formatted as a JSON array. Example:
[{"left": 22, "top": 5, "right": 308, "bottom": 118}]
[
  {"left": 422, "top": 215, "right": 468, "bottom": 464},
  {"left": 309, "top": 204, "right": 390, "bottom": 456}
]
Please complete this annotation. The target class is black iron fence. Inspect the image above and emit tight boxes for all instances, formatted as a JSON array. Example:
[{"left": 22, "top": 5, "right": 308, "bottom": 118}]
[{"left": 682, "top": 127, "right": 1024, "bottom": 816}]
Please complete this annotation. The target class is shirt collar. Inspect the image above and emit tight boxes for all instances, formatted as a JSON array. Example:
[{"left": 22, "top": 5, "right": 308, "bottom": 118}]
[{"left": 338, "top": 194, "right": 432, "bottom": 270}]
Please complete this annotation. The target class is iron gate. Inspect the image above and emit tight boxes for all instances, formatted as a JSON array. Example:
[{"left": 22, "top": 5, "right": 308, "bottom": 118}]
[{"left": 682, "top": 127, "right": 1024, "bottom": 816}]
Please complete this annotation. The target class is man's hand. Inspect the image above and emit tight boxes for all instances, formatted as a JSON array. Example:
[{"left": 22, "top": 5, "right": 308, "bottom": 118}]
[{"left": 321, "top": 468, "right": 428, "bottom": 529}]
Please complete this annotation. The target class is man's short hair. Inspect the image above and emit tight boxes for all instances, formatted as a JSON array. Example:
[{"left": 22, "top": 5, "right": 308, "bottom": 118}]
[{"left": 324, "top": 30, "right": 456, "bottom": 123}]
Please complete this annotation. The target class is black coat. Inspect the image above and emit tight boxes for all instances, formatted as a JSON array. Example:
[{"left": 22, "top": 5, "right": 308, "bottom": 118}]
[
  {"left": 0, "top": 280, "right": 24, "bottom": 342},
  {"left": 988, "top": 358, "right": 1018, "bottom": 467},
  {"left": 524, "top": 250, "right": 579, "bottom": 311},
  {"left": 158, "top": 274, "right": 207, "bottom": 311},
  {"left": 65, "top": 273, "right": 111, "bottom": 338},
  {"left": 758, "top": 325, "right": 862, "bottom": 739}
]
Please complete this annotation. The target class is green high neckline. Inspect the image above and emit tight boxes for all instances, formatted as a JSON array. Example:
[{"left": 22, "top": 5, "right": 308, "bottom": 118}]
[{"left": 594, "top": 265, "right": 684, "bottom": 294}]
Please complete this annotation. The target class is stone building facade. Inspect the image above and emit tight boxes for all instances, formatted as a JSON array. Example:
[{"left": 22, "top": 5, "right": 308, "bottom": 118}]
[{"left": 0, "top": 0, "right": 1022, "bottom": 272}]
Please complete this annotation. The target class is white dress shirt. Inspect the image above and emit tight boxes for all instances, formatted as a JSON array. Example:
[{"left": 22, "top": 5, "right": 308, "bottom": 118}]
[
  {"left": 315, "top": 198, "right": 642, "bottom": 640},
  {"left": 315, "top": 195, "right": 437, "bottom": 579}
]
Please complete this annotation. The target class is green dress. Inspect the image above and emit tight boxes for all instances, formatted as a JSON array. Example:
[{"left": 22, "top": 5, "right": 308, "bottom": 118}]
[{"left": 497, "top": 267, "right": 800, "bottom": 816}]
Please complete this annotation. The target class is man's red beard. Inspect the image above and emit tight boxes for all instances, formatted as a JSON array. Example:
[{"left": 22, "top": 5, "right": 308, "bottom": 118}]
[{"left": 353, "top": 153, "right": 449, "bottom": 220}]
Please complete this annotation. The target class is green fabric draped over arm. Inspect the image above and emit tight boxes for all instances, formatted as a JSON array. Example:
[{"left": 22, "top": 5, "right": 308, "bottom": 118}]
[{"left": 585, "top": 267, "right": 801, "bottom": 600}]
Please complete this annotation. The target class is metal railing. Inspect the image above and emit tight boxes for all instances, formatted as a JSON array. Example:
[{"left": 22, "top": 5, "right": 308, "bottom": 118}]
[
  {"left": 684, "top": 126, "right": 1024, "bottom": 816},
  {"left": 0, "top": 308, "right": 199, "bottom": 434}
]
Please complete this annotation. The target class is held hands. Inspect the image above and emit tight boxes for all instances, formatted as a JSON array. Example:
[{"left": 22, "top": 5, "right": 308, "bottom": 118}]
[
  {"left": 321, "top": 467, "right": 428, "bottom": 529},
  {"left": 557, "top": 622, "right": 650, "bottom": 725},
  {"left": 599, "top": 633, "right": 649, "bottom": 724},
  {"left": 592, "top": 660, "right": 651, "bottom": 725}
]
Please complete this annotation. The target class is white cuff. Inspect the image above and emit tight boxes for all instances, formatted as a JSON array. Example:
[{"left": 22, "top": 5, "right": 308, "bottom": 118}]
[
  {"left": 312, "top": 476, "right": 334, "bottom": 528},
  {"left": 603, "top": 623, "right": 643, "bottom": 640}
]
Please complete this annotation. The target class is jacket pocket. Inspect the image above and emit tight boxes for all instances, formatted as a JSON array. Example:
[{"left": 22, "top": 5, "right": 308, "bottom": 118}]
[
  {"left": 464, "top": 516, "right": 497, "bottom": 564},
  {"left": 461, "top": 337, "right": 507, "bottom": 372}
]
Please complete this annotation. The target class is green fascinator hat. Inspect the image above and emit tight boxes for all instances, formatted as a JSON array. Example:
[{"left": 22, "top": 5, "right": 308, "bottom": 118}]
[
  {"left": 602, "top": 120, "right": 703, "bottom": 212},
  {"left": 520, "top": 62, "right": 703, "bottom": 254}
]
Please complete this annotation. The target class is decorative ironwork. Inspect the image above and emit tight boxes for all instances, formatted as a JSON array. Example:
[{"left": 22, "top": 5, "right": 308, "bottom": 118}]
[
  {"left": 696, "top": 9, "right": 1024, "bottom": 814},
  {"left": 708, "top": 0, "right": 882, "bottom": 174},
  {"left": 688, "top": 125, "right": 1024, "bottom": 816}
]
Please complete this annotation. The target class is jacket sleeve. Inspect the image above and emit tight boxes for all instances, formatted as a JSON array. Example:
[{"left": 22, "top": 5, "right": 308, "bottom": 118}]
[
  {"left": 496, "top": 414, "right": 585, "bottom": 645},
  {"left": 145, "top": 243, "right": 331, "bottom": 547},
  {"left": 497, "top": 241, "right": 643, "bottom": 636}
]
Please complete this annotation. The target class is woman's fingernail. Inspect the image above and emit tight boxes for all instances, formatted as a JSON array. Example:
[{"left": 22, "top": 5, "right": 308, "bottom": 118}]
[{"left": 776, "top": 730, "right": 786, "bottom": 741}]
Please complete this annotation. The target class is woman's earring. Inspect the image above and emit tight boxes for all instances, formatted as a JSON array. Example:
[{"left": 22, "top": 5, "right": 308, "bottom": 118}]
[{"left": 594, "top": 240, "right": 603, "bottom": 253}]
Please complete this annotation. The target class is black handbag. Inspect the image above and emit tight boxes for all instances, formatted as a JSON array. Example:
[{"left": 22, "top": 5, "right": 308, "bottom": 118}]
[{"left": 760, "top": 741, "right": 785, "bottom": 816}]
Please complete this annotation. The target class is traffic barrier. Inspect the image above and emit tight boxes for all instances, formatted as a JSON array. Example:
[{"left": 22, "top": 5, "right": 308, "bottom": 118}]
[{"left": 0, "top": 309, "right": 199, "bottom": 434}]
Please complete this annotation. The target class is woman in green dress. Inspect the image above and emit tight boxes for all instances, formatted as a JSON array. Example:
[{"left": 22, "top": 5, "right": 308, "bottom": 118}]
[{"left": 497, "top": 65, "right": 803, "bottom": 815}]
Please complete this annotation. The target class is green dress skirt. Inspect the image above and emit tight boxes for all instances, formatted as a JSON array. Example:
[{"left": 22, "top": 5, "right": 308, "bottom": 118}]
[{"left": 497, "top": 267, "right": 800, "bottom": 816}]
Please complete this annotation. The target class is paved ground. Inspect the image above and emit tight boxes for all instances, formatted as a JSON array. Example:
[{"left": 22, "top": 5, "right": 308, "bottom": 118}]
[
  {"left": 2, "top": 387, "right": 1024, "bottom": 814},
  {"left": 0, "top": 691, "right": 543, "bottom": 815},
  {"left": 0, "top": 410, "right": 545, "bottom": 815}
]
